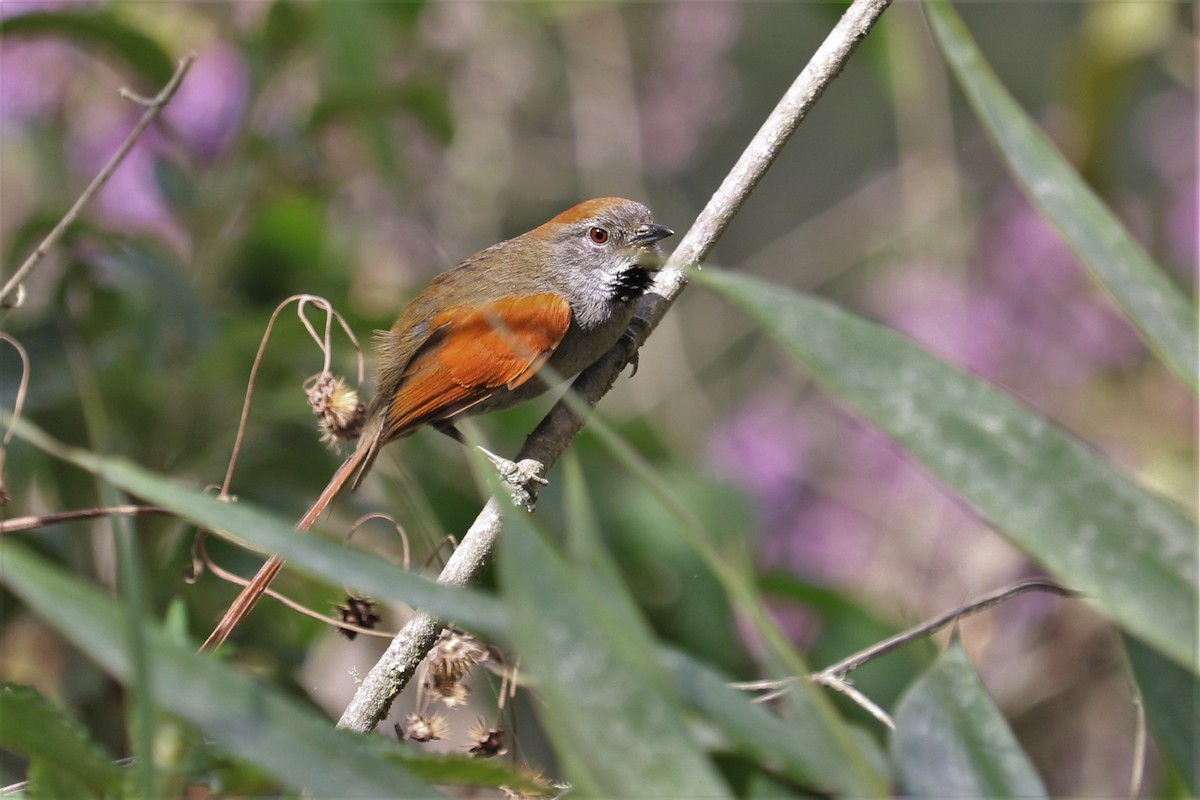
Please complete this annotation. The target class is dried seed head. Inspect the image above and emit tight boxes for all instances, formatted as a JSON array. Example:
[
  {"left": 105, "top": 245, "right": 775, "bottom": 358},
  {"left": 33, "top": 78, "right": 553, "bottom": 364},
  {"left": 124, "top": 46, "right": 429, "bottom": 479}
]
[
  {"left": 305, "top": 371, "right": 366, "bottom": 444},
  {"left": 433, "top": 679, "right": 470, "bottom": 709},
  {"left": 335, "top": 595, "right": 382, "bottom": 640},
  {"left": 429, "top": 630, "right": 485, "bottom": 685},
  {"left": 403, "top": 712, "right": 449, "bottom": 743},
  {"left": 500, "top": 769, "right": 555, "bottom": 799},
  {"left": 466, "top": 721, "right": 506, "bottom": 758}
]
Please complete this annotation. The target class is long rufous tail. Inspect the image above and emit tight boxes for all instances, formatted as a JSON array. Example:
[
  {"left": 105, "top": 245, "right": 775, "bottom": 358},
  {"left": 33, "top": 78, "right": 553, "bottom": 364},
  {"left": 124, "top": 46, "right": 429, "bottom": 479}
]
[{"left": 199, "top": 431, "right": 383, "bottom": 653}]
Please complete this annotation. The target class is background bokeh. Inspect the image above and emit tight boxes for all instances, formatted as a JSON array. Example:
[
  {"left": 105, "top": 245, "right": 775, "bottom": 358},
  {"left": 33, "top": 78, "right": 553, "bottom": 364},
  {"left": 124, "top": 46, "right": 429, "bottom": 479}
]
[{"left": 1, "top": 1, "right": 1195, "bottom": 795}]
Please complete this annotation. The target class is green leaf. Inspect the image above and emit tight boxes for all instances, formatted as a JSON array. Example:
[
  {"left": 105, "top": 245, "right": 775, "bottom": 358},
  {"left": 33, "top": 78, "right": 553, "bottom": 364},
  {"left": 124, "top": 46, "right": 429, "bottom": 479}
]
[
  {"left": 1124, "top": 636, "right": 1198, "bottom": 794},
  {"left": 375, "top": 749, "right": 549, "bottom": 794},
  {"left": 28, "top": 758, "right": 102, "bottom": 800},
  {"left": 497, "top": 504, "right": 731, "bottom": 797},
  {"left": 560, "top": 453, "right": 647, "bottom": 632},
  {"left": 0, "top": 543, "right": 437, "bottom": 797},
  {"left": 565, "top": 456, "right": 873, "bottom": 792},
  {"left": 892, "top": 638, "right": 1047, "bottom": 797},
  {"left": 662, "top": 649, "right": 877, "bottom": 791},
  {"left": 110, "top": 488, "right": 157, "bottom": 800},
  {"left": 698, "top": 268, "right": 1198, "bottom": 670},
  {"left": 0, "top": 683, "right": 121, "bottom": 797},
  {"left": 0, "top": 11, "right": 174, "bottom": 88},
  {"left": 548, "top": 386, "right": 888, "bottom": 795},
  {"left": 761, "top": 573, "right": 933, "bottom": 721},
  {"left": 926, "top": 0, "right": 1199, "bottom": 390},
  {"left": 1, "top": 414, "right": 506, "bottom": 639}
]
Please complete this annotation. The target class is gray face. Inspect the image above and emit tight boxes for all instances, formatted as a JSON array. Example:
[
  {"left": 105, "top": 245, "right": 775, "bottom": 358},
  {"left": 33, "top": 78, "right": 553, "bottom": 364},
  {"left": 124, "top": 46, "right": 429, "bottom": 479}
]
[{"left": 546, "top": 200, "right": 674, "bottom": 329}]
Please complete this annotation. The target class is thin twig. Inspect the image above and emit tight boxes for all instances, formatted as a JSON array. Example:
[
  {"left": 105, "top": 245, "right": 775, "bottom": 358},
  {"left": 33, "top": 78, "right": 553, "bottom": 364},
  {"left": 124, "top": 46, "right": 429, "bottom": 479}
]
[
  {"left": 732, "top": 579, "right": 1080, "bottom": 728},
  {"left": 218, "top": 294, "right": 363, "bottom": 499},
  {"left": 733, "top": 677, "right": 796, "bottom": 705},
  {"left": 295, "top": 295, "right": 365, "bottom": 385},
  {"left": 336, "top": 0, "right": 894, "bottom": 734},
  {"left": 814, "top": 579, "right": 1080, "bottom": 681},
  {"left": 0, "top": 504, "right": 170, "bottom": 535},
  {"left": 812, "top": 673, "right": 895, "bottom": 729},
  {"left": 196, "top": 537, "right": 394, "bottom": 641},
  {"left": 0, "top": 54, "right": 197, "bottom": 308},
  {"left": 1128, "top": 672, "right": 1146, "bottom": 797},
  {"left": 0, "top": 334, "right": 30, "bottom": 449},
  {"left": 344, "top": 513, "right": 411, "bottom": 572},
  {"left": 0, "top": 334, "right": 31, "bottom": 505}
]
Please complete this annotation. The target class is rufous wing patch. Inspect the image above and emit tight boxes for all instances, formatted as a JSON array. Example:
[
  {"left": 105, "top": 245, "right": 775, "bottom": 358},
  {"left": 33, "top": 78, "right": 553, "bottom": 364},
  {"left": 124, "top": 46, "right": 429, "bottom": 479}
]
[{"left": 383, "top": 293, "right": 571, "bottom": 437}]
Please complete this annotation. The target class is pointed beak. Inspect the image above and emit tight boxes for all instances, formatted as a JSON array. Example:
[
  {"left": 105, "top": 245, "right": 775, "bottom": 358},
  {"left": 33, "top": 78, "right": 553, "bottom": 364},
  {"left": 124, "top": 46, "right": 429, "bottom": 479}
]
[{"left": 632, "top": 223, "right": 674, "bottom": 246}]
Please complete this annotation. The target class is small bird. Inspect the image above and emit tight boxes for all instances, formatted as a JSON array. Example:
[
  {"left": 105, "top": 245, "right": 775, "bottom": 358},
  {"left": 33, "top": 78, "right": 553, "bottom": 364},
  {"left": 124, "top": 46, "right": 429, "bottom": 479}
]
[{"left": 201, "top": 197, "right": 673, "bottom": 651}]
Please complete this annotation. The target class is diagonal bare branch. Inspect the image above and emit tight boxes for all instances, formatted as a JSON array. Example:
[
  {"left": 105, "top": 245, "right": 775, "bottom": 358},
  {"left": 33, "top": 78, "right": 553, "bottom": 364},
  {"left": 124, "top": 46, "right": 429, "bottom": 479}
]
[{"left": 0, "top": 54, "right": 197, "bottom": 308}]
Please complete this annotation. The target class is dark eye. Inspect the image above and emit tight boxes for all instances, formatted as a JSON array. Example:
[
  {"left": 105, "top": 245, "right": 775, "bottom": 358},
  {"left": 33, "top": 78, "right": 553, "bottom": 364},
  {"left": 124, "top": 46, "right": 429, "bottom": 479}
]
[{"left": 588, "top": 227, "right": 609, "bottom": 245}]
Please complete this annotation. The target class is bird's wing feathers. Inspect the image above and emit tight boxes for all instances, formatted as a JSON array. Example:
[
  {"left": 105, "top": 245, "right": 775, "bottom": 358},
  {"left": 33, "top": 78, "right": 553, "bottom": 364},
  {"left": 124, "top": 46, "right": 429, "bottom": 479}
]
[{"left": 383, "top": 293, "right": 571, "bottom": 436}]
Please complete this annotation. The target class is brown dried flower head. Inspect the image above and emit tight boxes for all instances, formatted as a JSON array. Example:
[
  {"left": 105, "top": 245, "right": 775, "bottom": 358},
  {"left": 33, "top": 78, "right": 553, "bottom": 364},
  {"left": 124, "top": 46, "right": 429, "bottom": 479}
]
[
  {"left": 403, "top": 712, "right": 449, "bottom": 743},
  {"left": 467, "top": 720, "right": 507, "bottom": 758},
  {"left": 305, "top": 371, "right": 366, "bottom": 444},
  {"left": 429, "top": 630, "right": 486, "bottom": 685},
  {"left": 500, "top": 768, "right": 555, "bottom": 799},
  {"left": 433, "top": 679, "right": 470, "bottom": 709},
  {"left": 335, "top": 595, "right": 382, "bottom": 640}
]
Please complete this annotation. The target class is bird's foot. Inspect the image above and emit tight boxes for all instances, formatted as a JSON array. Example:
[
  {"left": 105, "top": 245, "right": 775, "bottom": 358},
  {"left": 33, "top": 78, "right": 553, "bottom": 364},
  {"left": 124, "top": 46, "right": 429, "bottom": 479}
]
[
  {"left": 477, "top": 447, "right": 548, "bottom": 511},
  {"left": 620, "top": 326, "right": 642, "bottom": 376}
]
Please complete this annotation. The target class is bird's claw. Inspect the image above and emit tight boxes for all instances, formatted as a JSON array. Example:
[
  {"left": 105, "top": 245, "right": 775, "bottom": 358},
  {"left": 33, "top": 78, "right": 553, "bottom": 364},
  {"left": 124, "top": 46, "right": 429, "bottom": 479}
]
[
  {"left": 620, "top": 327, "right": 641, "bottom": 376},
  {"left": 477, "top": 447, "right": 547, "bottom": 511}
]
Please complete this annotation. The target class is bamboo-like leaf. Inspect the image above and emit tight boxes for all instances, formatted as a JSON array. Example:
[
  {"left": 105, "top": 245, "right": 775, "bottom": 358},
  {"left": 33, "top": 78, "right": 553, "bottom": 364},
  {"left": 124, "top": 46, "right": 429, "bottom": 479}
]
[
  {"left": 699, "top": 269, "right": 1197, "bottom": 670},
  {"left": 0, "top": 543, "right": 437, "bottom": 797},
  {"left": 563, "top": 457, "right": 869, "bottom": 790},
  {"left": 546, "top": 399, "right": 888, "bottom": 794},
  {"left": 0, "top": 683, "right": 121, "bottom": 797},
  {"left": 926, "top": 0, "right": 1198, "bottom": 390},
  {"left": 661, "top": 649, "right": 880, "bottom": 791},
  {"left": 2, "top": 414, "right": 506, "bottom": 638},
  {"left": 497, "top": 503, "right": 732, "bottom": 797},
  {"left": 1124, "top": 636, "right": 1198, "bottom": 794},
  {"left": 892, "top": 638, "right": 1047, "bottom": 797},
  {"left": 376, "top": 751, "right": 549, "bottom": 795}
]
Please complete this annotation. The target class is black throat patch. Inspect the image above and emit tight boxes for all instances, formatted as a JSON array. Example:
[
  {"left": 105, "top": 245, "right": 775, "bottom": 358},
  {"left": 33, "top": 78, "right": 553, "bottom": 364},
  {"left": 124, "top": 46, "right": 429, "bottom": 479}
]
[{"left": 611, "top": 266, "right": 654, "bottom": 304}]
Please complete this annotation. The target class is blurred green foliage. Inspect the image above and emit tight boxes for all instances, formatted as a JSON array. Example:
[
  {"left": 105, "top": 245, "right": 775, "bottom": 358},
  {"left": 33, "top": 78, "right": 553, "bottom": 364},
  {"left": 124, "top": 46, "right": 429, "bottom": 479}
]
[{"left": 0, "top": 0, "right": 1194, "bottom": 796}]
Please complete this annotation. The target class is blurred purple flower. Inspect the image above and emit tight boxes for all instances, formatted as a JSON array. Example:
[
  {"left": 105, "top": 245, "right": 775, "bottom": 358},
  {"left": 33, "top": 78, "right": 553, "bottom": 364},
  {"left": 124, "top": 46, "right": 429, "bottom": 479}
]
[
  {"left": 57, "top": 43, "right": 250, "bottom": 242},
  {"left": 983, "top": 194, "right": 1080, "bottom": 299},
  {"left": 838, "top": 415, "right": 912, "bottom": 487},
  {"left": 0, "top": 38, "right": 78, "bottom": 125},
  {"left": 0, "top": 0, "right": 85, "bottom": 21},
  {"left": 774, "top": 497, "right": 874, "bottom": 585},
  {"left": 706, "top": 392, "right": 810, "bottom": 505},
  {"left": 981, "top": 193, "right": 1144, "bottom": 386},
  {"left": 163, "top": 41, "right": 248, "bottom": 159},
  {"left": 865, "top": 265, "right": 1014, "bottom": 380},
  {"left": 862, "top": 192, "right": 1144, "bottom": 406},
  {"left": 708, "top": 393, "right": 883, "bottom": 586},
  {"left": 642, "top": 2, "right": 741, "bottom": 174},
  {"left": 67, "top": 108, "right": 176, "bottom": 237}
]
